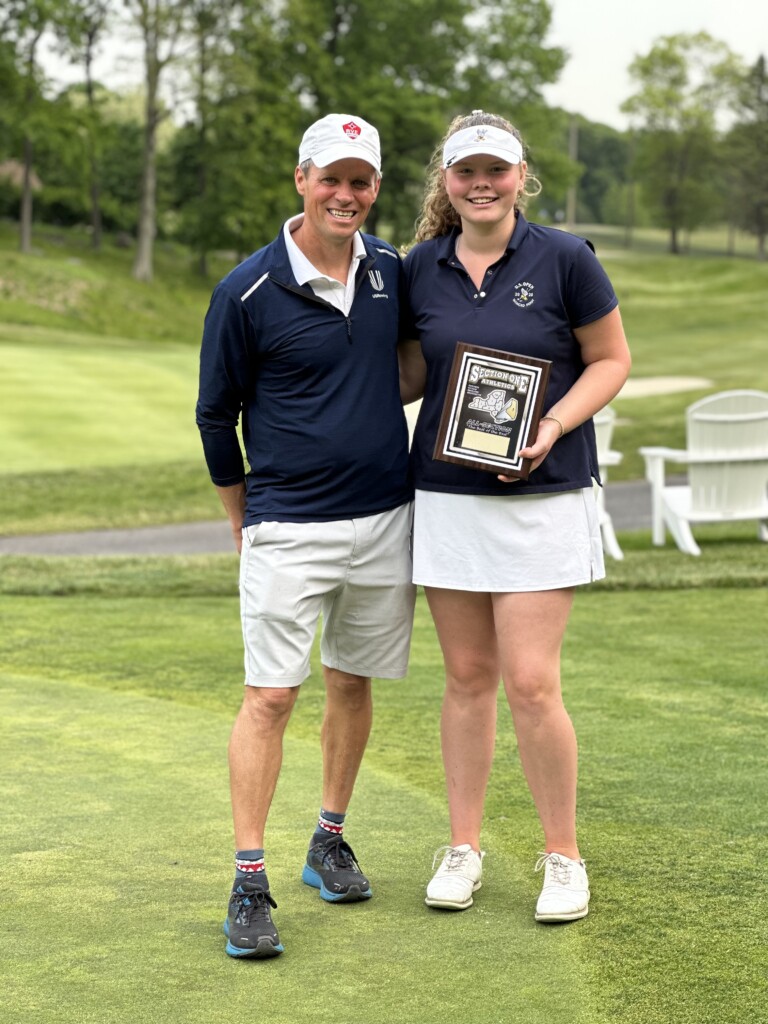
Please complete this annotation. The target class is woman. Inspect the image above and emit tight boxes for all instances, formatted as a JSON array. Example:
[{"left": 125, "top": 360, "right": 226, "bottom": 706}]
[{"left": 400, "top": 110, "right": 631, "bottom": 921}]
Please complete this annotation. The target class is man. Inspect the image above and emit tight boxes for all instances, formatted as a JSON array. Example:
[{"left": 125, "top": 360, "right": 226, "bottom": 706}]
[{"left": 196, "top": 113, "right": 415, "bottom": 959}]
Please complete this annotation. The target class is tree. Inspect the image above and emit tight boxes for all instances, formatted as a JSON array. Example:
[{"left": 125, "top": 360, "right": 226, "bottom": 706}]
[
  {"left": 123, "top": 0, "right": 187, "bottom": 281},
  {"left": 574, "top": 120, "right": 630, "bottom": 225},
  {"left": 726, "top": 55, "right": 768, "bottom": 259},
  {"left": 270, "top": 0, "right": 466, "bottom": 239},
  {"left": 96, "top": 90, "right": 144, "bottom": 233},
  {"left": 438, "top": 0, "right": 568, "bottom": 229},
  {"left": 172, "top": 0, "right": 260, "bottom": 275},
  {"left": 458, "top": 0, "right": 564, "bottom": 111},
  {"left": 0, "top": 38, "right": 24, "bottom": 155},
  {"left": 0, "top": 0, "right": 55, "bottom": 252},
  {"left": 621, "top": 33, "right": 742, "bottom": 254},
  {"left": 248, "top": 0, "right": 565, "bottom": 243},
  {"left": 183, "top": 0, "right": 218, "bottom": 275},
  {"left": 165, "top": 0, "right": 303, "bottom": 263},
  {"left": 55, "top": 0, "right": 111, "bottom": 248},
  {"left": 531, "top": 110, "right": 631, "bottom": 226},
  {"left": 24, "top": 84, "right": 93, "bottom": 226}
]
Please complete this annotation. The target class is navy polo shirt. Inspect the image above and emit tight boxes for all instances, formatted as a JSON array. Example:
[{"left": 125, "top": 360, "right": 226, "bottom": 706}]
[{"left": 403, "top": 214, "right": 619, "bottom": 495}]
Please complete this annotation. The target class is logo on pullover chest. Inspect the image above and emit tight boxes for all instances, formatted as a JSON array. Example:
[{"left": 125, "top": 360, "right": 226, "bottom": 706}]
[
  {"left": 368, "top": 269, "right": 389, "bottom": 298},
  {"left": 513, "top": 281, "right": 535, "bottom": 308}
]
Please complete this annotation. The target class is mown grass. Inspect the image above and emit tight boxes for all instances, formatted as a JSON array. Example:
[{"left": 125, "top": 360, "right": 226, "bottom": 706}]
[
  {"left": 2, "top": 671, "right": 592, "bottom": 1024},
  {"left": 0, "top": 460, "right": 221, "bottom": 537},
  {"left": 1, "top": 559, "right": 766, "bottom": 1023},
  {"left": 0, "top": 525, "right": 766, "bottom": 597},
  {"left": 0, "top": 324, "right": 206, "bottom": 474}
]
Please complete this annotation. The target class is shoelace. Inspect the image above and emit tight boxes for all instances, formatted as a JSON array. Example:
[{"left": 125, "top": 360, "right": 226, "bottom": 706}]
[
  {"left": 431, "top": 845, "right": 472, "bottom": 871},
  {"left": 535, "top": 852, "right": 573, "bottom": 885},
  {"left": 233, "top": 888, "right": 277, "bottom": 926},
  {"left": 316, "top": 836, "right": 360, "bottom": 872}
]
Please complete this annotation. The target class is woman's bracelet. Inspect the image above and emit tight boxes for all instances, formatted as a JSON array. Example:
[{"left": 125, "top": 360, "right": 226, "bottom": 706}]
[{"left": 541, "top": 414, "right": 565, "bottom": 438}]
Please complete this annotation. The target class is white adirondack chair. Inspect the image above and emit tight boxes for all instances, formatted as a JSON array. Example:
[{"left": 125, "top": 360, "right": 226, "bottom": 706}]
[
  {"left": 593, "top": 405, "right": 624, "bottom": 560},
  {"left": 639, "top": 390, "right": 768, "bottom": 556}
]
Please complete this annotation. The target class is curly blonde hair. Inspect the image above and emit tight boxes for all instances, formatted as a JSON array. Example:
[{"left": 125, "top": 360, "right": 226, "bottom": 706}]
[{"left": 413, "top": 110, "right": 541, "bottom": 243}]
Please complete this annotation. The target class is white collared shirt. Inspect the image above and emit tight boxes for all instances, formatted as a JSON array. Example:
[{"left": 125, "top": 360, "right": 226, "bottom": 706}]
[{"left": 283, "top": 214, "right": 366, "bottom": 317}]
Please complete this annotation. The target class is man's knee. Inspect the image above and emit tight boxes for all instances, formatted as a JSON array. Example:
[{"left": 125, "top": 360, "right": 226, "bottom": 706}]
[
  {"left": 241, "top": 685, "right": 299, "bottom": 727},
  {"left": 323, "top": 668, "right": 371, "bottom": 707}
]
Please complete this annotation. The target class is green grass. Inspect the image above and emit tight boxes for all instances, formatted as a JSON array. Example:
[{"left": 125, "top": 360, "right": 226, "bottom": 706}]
[
  {"left": 0, "top": 325, "right": 205, "bottom": 474},
  {"left": 0, "top": 460, "right": 221, "bottom": 536},
  {"left": 1, "top": 561, "right": 766, "bottom": 1023},
  {"left": 0, "top": 526, "right": 766, "bottom": 598},
  {"left": 2, "top": 674, "right": 590, "bottom": 1024}
]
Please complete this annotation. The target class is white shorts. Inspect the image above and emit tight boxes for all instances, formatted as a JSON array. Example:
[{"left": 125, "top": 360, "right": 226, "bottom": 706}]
[
  {"left": 239, "top": 503, "right": 416, "bottom": 687},
  {"left": 412, "top": 488, "right": 605, "bottom": 592}
]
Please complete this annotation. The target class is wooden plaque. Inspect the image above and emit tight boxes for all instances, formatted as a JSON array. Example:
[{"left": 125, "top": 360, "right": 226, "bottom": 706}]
[{"left": 433, "top": 343, "right": 552, "bottom": 479}]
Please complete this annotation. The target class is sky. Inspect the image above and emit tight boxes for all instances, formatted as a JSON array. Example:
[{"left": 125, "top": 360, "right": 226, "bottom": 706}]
[
  {"left": 40, "top": 0, "right": 767, "bottom": 131},
  {"left": 542, "top": 0, "right": 768, "bottom": 129}
]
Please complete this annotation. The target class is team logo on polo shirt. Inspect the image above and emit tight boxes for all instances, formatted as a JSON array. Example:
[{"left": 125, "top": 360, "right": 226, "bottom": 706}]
[
  {"left": 513, "top": 281, "right": 535, "bottom": 308},
  {"left": 368, "top": 269, "right": 388, "bottom": 298}
]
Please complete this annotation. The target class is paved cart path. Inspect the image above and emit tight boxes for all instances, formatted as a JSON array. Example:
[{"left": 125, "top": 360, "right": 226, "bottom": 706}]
[{"left": 0, "top": 480, "right": 652, "bottom": 556}]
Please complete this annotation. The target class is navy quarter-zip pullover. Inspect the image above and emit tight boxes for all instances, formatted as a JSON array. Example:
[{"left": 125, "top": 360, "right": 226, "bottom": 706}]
[{"left": 196, "top": 227, "right": 412, "bottom": 524}]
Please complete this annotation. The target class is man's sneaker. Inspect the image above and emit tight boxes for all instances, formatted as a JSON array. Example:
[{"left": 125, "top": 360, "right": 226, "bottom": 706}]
[
  {"left": 534, "top": 851, "right": 590, "bottom": 922},
  {"left": 302, "top": 835, "right": 373, "bottom": 902},
  {"left": 425, "top": 844, "right": 485, "bottom": 910},
  {"left": 223, "top": 882, "right": 284, "bottom": 957}
]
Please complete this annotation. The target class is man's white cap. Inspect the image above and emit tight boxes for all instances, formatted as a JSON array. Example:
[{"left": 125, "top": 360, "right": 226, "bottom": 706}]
[
  {"left": 443, "top": 124, "right": 523, "bottom": 168},
  {"left": 299, "top": 113, "right": 381, "bottom": 174}
]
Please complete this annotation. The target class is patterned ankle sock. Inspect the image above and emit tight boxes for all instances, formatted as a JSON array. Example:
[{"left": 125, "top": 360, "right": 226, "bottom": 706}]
[
  {"left": 234, "top": 849, "right": 268, "bottom": 891},
  {"left": 311, "top": 808, "right": 345, "bottom": 846}
]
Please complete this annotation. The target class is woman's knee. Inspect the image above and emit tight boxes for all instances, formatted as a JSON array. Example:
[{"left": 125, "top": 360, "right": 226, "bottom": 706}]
[
  {"left": 444, "top": 661, "right": 499, "bottom": 704},
  {"left": 503, "top": 668, "right": 562, "bottom": 715}
]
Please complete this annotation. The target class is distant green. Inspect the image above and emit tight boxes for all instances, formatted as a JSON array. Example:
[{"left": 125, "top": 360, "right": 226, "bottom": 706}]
[{"left": 0, "top": 328, "right": 202, "bottom": 473}]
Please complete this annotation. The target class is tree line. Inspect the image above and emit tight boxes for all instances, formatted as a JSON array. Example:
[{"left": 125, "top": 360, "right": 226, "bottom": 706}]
[{"left": 1, "top": 0, "right": 766, "bottom": 281}]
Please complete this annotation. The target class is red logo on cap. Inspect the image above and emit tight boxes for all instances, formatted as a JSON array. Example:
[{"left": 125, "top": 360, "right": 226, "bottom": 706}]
[{"left": 343, "top": 121, "right": 361, "bottom": 139}]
